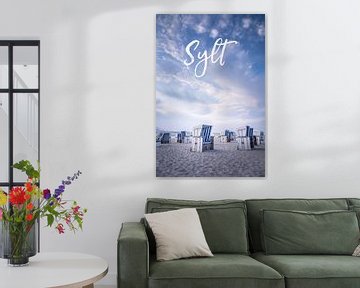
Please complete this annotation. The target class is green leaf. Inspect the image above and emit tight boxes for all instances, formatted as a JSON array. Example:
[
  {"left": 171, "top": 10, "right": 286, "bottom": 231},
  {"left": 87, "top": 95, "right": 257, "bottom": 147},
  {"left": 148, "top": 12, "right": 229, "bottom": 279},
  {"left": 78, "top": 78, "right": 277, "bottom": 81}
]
[
  {"left": 75, "top": 216, "right": 83, "bottom": 230},
  {"left": 47, "top": 214, "right": 54, "bottom": 227},
  {"left": 12, "top": 160, "right": 40, "bottom": 180},
  {"left": 13, "top": 160, "right": 29, "bottom": 170}
]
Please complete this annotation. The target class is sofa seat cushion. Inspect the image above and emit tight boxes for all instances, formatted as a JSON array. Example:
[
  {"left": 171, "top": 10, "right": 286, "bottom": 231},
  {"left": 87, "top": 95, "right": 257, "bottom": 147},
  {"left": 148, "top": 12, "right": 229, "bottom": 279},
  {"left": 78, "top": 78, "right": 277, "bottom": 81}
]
[
  {"left": 252, "top": 252, "right": 360, "bottom": 288},
  {"left": 149, "top": 254, "right": 284, "bottom": 288}
]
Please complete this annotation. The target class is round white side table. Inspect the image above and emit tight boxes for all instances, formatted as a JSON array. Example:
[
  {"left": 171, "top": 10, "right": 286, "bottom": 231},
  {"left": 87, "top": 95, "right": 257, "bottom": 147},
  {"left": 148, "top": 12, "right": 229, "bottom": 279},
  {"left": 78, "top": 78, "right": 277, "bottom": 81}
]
[{"left": 0, "top": 252, "right": 108, "bottom": 288}]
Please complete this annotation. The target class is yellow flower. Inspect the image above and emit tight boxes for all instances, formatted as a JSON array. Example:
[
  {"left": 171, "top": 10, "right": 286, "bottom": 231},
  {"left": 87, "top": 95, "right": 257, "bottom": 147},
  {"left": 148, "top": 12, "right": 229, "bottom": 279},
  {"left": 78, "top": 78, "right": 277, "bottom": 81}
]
[{"left": 0, "top": 190, "right": 7, "bottom": 206}]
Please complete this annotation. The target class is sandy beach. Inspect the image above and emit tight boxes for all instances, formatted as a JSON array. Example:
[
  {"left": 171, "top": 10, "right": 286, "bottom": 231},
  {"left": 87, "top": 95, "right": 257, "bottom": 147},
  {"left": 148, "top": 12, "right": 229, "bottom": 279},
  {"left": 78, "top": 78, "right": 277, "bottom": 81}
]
[{"left": 156, "top": 143, "right": 265, "bottom": 177}]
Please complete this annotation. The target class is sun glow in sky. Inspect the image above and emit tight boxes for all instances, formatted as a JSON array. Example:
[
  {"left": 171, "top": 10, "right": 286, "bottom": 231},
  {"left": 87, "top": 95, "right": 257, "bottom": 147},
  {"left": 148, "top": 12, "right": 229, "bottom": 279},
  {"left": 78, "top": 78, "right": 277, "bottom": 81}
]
[{"left": 156, "top": 14, "right": 265, "bottom": 134}]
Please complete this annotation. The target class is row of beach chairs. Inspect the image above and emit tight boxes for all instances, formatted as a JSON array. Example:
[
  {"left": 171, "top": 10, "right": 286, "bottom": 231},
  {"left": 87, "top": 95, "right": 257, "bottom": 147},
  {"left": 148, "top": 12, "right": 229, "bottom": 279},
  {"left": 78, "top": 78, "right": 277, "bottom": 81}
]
[
  {"left": 157, "top": 125, "right": 264, "bottom": 152},
  {"left": 191, "top": 125, "right": 264, "bottom": 152}
]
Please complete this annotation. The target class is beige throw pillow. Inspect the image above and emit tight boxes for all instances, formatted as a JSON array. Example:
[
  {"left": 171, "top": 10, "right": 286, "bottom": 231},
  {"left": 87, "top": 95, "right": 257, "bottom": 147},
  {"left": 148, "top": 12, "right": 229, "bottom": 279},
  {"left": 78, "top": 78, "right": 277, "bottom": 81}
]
[
  {"left": 353, "top": 244, "right": 360, "bottom": 256},
  {"left": 145, "top": 208, "right": 213, "bottom": 261}
]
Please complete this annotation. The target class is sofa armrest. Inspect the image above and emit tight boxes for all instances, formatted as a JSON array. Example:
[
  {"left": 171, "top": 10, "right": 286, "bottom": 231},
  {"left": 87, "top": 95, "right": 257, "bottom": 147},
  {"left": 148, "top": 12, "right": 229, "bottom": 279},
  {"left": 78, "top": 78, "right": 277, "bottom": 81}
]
[{"left": 118, "top": 222, "right": 149, "bottom": 288}]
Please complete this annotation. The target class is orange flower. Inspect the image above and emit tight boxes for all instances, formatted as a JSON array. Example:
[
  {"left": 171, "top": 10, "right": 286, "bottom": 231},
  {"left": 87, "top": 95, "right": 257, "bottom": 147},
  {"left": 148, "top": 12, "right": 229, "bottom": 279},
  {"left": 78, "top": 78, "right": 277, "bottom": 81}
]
[
  {"left": 26, "top": 203, "right": 34, "bottom": 210},
  {"left": 25, "top": 182, "right": 33, "bottom": 192},
  {"left": 24, "top": 193, "right": 31, "bottom": 200},
  {"left": 26, "top": 214, "right": 33, "bottom": 221}
]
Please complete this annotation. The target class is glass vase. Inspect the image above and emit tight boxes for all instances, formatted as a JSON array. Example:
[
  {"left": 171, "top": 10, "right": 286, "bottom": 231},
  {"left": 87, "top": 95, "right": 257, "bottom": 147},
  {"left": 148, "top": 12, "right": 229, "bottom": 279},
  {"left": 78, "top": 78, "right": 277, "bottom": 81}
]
[{"left": 0, "top": 220, "right": 37, "bottom": 266}]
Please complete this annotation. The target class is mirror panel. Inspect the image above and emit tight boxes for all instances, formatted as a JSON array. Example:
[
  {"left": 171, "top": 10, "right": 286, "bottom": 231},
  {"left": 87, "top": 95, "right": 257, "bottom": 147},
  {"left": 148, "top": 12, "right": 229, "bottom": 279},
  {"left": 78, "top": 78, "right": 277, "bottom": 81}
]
[
  {"left": 0, "top": 47, "right": 8, "bottom": 89},
  {"left": 13, "top": 93, "right": 39, "bottom": 182},
  {"left": 0, "top": 93, "right": 9, "bottom": 182},
  {"left": 13, "top": 46, "right": 38, "bottom": 89}
]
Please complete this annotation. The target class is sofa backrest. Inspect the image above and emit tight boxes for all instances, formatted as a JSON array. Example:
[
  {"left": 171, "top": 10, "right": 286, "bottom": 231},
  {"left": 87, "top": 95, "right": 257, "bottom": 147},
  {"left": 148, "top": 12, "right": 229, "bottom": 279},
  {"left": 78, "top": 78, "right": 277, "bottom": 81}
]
[
  {"left": 145, "top": 198, "right": 249, "bottom": 255},
  {"left": 245, "top": 198, "right": 349, "bottom": 252}
]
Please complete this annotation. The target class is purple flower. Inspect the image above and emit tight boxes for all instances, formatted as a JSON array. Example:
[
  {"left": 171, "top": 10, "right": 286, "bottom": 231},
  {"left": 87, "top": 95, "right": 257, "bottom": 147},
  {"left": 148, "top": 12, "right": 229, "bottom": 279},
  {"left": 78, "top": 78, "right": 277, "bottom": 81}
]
[
  {"left": 43, "top": 189, "right": 51, "bottom": 200},
  {"left": 54, "top": 170, "right": 82, "bottom": 199},
  {"left": 54, "top": 189, "right": 63, "bottom": 198}
]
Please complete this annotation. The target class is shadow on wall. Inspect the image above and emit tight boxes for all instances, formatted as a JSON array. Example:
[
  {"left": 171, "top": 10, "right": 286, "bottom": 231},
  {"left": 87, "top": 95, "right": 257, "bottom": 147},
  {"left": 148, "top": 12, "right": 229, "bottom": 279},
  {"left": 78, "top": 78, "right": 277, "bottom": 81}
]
[{"left": 45, "top": 0, "right": 231, "bottom": 182}]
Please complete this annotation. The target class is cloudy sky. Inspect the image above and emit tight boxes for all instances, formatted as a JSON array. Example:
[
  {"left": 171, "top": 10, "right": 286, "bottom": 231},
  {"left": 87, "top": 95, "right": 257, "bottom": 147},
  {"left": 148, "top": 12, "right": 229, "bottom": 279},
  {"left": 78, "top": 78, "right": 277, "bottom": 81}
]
[{"left": 156, "top": 14, "right": 265, "bottom": 134}]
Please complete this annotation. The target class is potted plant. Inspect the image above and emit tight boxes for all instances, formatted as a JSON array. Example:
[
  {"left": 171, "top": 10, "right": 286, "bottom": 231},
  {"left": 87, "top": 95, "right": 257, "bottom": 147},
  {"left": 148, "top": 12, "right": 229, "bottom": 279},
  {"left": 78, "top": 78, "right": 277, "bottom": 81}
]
[{"left": 0, "top": 160, "right": 87, "bottom": 266}]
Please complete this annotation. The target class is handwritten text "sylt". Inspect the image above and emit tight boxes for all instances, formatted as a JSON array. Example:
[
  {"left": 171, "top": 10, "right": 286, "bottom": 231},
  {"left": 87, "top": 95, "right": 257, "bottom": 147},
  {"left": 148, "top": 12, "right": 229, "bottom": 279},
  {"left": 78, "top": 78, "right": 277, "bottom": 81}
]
[{"left": 184, "top": 38, "right": 238, "bottom": 78}]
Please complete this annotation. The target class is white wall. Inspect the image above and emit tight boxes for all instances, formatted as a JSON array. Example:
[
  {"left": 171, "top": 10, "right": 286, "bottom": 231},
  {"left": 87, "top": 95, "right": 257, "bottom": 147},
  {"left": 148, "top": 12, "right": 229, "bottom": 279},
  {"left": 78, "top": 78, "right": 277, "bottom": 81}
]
[{"left": 1, "top": 0, "right": 360, "bottom": 285}]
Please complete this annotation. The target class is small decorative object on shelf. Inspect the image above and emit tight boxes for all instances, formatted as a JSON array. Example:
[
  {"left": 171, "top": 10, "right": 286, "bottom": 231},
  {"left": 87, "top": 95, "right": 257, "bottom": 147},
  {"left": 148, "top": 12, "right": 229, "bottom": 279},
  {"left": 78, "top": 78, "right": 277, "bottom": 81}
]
[{"left": 0, "top": 160, "right": 87, "bottom": 266}]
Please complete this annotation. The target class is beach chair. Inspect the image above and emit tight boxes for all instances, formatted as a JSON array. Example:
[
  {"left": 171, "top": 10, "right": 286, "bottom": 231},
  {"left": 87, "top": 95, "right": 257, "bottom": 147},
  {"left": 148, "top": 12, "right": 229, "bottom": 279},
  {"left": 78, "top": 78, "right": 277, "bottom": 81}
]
[
  {"left": 191, "top": 125, "right": 214, "bottom": 152},
  {"left": 178, "top": 131, "right": 192, "bottom": 144},
  {"left": 225, "top": 130, "right": 236, "bottom": 142},
  {"left": 160, "top": 133, "right": 170, "bottom": 144},
  {"left": 260, "top": 131, "right": 265, "bottom": 145},
  {"left": 237, "top": 126, "right": 253, "bottom": 150}
]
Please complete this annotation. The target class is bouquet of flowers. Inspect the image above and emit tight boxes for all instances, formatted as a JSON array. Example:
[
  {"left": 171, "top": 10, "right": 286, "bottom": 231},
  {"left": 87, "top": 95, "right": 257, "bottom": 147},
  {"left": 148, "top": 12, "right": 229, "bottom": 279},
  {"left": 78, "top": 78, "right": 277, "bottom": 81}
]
[{"left": 0, "top": 160, "right": 87, "bottom": 265}]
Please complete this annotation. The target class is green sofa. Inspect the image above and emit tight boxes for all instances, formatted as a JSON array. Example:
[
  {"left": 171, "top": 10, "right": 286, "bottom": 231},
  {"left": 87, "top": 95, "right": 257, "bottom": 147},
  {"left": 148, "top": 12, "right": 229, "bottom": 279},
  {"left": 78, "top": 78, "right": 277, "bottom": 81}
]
[{"left": 118, "top": 198, "right": 360, "bottom": 288}]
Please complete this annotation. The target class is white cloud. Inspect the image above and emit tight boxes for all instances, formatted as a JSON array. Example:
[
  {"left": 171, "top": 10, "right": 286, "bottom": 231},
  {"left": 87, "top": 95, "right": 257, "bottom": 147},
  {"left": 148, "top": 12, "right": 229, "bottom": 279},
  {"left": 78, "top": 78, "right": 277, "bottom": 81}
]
[
  {"left": 156, "top": 71, "right": 260, "bottom": 132},
  {"left": 257, "top": 24, "right": 265, "bottom": 37},
  {"left": 157, "top": 38, "right": 184, "bottom": 63},
  {"left": 193, "top": 15, "right": 211, "bottom": 34},
  {"left": 218, "top": 19, "right": 227, "bottom": 29},
  {"left": 194, "top": 24, "right": 207, "bottom": 33},
  {"left": 210, "top": 29, "right": 219, "bottom": 38},
  {"left": 242, "top": 18, "right": 251, "bottom": 29}
]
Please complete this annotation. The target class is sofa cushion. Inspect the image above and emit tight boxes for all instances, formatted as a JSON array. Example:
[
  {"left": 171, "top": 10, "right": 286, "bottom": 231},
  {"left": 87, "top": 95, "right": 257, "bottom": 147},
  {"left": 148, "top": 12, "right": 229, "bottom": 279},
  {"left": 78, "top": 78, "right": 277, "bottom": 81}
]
[
  {"left": 346, "top": 199, "right": 360, "bottom": 229},
  {"left": 261, "top": 209, "right": 359, "bottom": 255},
  {"left": 145, "top": 208, "right": 213, "bottom": 261},
  {"left": 347, "top": 198, "right": 360, "bottom": 207},
  {"left": 146, "top": 198, "right": 249, "bottom": 254},
  {"left": 149, "top": 254, "right": 284, "bottom": 288},
  {"left": 349, "top": 205, "right": 360, "bottom": 228},
  {"left": 246, "top": 198, "right": 349, "bottom": 252},
  {"left": 252, "top": 252, "right": 360, "bottom": 288}
]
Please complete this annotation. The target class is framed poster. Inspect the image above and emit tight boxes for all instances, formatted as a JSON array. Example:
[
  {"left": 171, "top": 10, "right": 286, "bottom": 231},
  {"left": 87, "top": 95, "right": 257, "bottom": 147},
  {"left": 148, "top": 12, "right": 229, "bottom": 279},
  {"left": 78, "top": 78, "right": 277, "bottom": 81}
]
[{"left": 156, "top": 14, "right": 265, "bottom": 177}]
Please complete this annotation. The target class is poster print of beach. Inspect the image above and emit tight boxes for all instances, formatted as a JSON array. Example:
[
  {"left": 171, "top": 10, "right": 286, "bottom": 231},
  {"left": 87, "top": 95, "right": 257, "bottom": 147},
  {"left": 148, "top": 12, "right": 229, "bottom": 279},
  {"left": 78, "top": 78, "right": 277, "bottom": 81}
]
[{"left": 156, "top": 14, "right": 265, "bottom": 177}]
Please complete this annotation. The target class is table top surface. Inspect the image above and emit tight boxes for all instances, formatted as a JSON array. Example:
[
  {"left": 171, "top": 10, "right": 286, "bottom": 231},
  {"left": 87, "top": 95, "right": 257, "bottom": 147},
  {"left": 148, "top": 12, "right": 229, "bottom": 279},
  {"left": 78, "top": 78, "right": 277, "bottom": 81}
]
[{"left": 0, "top": 252, "right": 108, "bottom": 288}]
